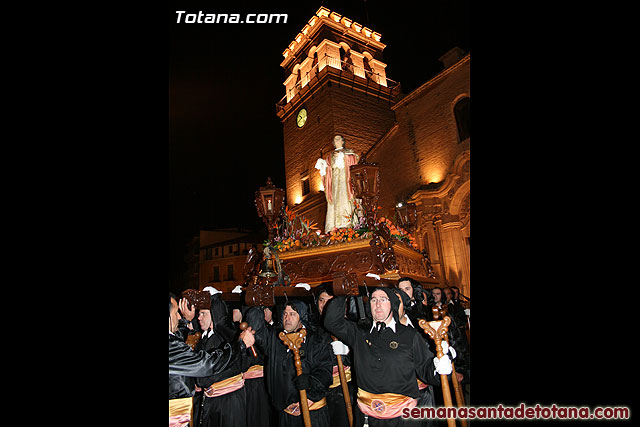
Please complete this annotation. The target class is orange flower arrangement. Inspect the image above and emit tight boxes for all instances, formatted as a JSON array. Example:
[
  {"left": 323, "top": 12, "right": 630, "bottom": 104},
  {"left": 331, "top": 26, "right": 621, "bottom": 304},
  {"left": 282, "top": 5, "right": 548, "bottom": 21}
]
[
  {"left": 328, "top": 227, "right": 360, "bottom": 244},
  {"left": 271, "top": 207, "right": 320, "bottom": 252},
  {"left": 378, "top": 217, "right": 418, "bottom": 249},
  {"left": 271, "top": 205, "right": 419, "bottom": 251}
]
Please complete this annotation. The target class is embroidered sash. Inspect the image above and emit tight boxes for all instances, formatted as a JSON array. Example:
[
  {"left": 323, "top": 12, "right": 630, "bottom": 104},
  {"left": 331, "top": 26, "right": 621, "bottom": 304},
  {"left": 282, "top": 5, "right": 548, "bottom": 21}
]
[
  {"left": 243, "top": 364, "right": 264, "bottom": 380},
  {"left": 202, "top": 373, "right": 245, "bottom": 398},
  {"left": 169, "top": 397, "right": 192, "bottom": 427},
  {"left": 356, "top": 387, "right": 417, "bottom": 419},
  {"left": 283, "top": 397, "right": 328, "bottom": 416},
  {"left": 329, "top": 365, "right": 352, "bottom": 389}
]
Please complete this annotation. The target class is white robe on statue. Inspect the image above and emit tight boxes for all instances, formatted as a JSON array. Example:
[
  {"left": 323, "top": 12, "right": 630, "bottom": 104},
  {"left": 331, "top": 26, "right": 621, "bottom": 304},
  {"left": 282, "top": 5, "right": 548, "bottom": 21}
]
[{"left": 315, "top": 148, "right": 359, "bottom": 233}]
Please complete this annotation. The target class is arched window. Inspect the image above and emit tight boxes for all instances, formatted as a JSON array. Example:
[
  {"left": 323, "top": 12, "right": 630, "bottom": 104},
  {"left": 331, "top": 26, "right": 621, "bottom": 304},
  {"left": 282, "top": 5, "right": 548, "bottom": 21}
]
[{"left": 454, "top": 97, "right": 470, "bottom": 142}]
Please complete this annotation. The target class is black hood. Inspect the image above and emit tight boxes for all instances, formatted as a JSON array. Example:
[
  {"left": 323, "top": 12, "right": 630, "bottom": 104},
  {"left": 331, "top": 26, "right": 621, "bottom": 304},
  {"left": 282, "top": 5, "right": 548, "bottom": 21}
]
[
  {"left": 393, "top": 287, "right": 412, "bottom": 309},
  {"left": 208, "top": 293, "right": 229, "bottom": 320},
  {"left": 398, "top": 277, "right": 429, "bottom": 305}
]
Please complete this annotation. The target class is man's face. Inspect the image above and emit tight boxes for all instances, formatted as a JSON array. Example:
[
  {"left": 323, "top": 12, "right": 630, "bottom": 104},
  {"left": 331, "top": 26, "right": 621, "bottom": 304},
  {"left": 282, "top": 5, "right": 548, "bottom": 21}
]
[
  {"left": 333, "top": 135, "right": 344, "bottom": 149},
  {"left": 443, "top": 288, "right": 453, "bottom": 302},
  {"left": 398, "top": 280, "right": 414, "bottom": 300},
  {"left": 282, "top": 305, "right": 302, "bottom": 332},
  {"left": 432, "top": 288, "right": 442, "bottom": 303},
  {"left": 370, "top": 290, "right": 392, "bottom": 323},
  {"left": 198, "top": 309, "right": 213, "bottom": 332},
  {"left": 395, "top": 293, "right": 405, "bottom": 318},
  {"left": 169, "top": 297, "right": 181, "bottom": 333},
  {"left": 317, "top": 292, "right": 333, "bottom": 314}
]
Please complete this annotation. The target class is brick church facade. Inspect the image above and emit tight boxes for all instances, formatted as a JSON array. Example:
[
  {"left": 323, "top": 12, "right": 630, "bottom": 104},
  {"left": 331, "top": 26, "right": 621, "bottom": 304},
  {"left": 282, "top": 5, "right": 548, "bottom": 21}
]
[{"left": 275, "top": 7, "right": 470, "bottom": 297}]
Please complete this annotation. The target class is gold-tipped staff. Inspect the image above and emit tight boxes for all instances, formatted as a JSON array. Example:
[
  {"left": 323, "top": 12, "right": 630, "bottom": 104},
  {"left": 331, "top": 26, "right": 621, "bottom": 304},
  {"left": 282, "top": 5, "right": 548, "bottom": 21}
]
[
  {"left": 279, "top": 329, "right": 312, "bottom": 427},
  {"left": 419, "top": 317, "right": 455, "bottom": 427},
  {"left": 432, "top": 307, "right": 467, "bottom": 427}
]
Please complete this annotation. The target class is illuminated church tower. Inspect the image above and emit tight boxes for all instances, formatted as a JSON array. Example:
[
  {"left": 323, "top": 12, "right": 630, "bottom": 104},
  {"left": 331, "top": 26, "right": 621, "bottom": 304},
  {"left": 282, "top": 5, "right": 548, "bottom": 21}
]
[{"left": 276, "top": 7, "right": 400, "bottom": 227}]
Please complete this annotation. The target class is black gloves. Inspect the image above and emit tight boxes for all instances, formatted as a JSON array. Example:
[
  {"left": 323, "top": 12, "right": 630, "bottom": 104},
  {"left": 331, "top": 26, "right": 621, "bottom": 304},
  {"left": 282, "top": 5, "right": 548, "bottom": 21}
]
[{"left": 292, "top": 373, "right": 310, "bottom": 390}]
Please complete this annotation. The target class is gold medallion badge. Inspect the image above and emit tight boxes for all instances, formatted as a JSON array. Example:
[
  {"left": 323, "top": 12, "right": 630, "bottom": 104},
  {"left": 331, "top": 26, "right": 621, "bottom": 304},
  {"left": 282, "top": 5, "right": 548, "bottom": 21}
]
[{"left": 389, "top": 341, "right": 399, "bottom": 349}]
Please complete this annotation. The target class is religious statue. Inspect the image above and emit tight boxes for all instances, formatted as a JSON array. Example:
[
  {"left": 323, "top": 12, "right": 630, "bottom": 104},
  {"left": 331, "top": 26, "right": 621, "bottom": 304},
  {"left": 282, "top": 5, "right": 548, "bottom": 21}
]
[{"left": 315, "top": 135, "right": 360, "bottom": 233}]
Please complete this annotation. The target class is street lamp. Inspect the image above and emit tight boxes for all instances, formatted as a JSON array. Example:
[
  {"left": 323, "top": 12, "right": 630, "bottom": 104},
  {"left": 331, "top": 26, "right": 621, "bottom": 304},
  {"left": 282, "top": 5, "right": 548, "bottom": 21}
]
[
  {"left": 349, "top": 159, "right": 380, "bottom": 230},
  {"left": 395, "top": 202, "right": 417, "bottom": 233},
  {"left": 255, "top": 177, "right": 285, "bottom": 241}
]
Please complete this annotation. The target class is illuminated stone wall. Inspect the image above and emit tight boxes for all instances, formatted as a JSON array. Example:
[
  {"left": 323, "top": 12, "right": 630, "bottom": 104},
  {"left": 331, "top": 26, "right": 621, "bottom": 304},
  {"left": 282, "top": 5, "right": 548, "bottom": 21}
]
[{"left": 368, "top": 54, "right": 470, "bottom": 218}]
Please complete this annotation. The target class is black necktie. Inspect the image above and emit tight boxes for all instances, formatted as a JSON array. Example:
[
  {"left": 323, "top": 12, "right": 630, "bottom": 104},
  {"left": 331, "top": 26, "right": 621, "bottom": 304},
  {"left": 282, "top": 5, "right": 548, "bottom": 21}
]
[{"left": 376, "top": 321, "right": 386, "bottom": 333}]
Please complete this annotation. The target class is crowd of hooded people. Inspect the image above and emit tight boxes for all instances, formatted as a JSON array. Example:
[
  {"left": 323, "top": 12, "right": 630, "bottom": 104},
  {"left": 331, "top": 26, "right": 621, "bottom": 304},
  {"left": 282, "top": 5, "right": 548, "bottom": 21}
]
[{"left": 169, "top": 278, "right": 470, "bottom": 427}]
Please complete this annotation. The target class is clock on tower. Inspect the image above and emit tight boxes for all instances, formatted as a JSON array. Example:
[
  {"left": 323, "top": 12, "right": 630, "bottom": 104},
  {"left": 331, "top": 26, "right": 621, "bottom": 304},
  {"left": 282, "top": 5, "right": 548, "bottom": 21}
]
[{"left": 296, "top": 108, "right": 307, "bottom": 128}]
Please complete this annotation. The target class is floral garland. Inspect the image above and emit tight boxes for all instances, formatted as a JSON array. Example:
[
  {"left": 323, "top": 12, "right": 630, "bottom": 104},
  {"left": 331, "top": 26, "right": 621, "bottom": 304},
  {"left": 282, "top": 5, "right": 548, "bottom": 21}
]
[
  {"left": 269, "top": 205, "right": 417, "bottom": 251},
  {"left": 377, "top": 217, "right": 418, "bottom": 249},
  {"left": 270, "top": 207, "right": 320, "bottom": 252}
]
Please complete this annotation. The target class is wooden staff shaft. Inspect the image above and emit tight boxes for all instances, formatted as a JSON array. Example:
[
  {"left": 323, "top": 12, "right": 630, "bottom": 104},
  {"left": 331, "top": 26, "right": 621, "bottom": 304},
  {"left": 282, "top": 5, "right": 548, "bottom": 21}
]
[
  {"left": 292, "top": 349, "right": 312, "bottom": 427},
  {"left": 442, "top": 337, "right": 467, "bottom": 427},
  {"left": 238, "top": 322, "right": 258, "bottom": 357},
  {"left": 279, "top": 330, "right": 312, "bottom": 427},
  {"left": 332, "top": 336, "right": 353, "bottom": 427},
  {"left": 419, "top": 318, "right": 455, "bottom": 427},
  {"left": 450, "top": 361, "right": 467, "bottom": 427},
  {"left": 434, "top": 339, "right": 456, "bottom": 427}
]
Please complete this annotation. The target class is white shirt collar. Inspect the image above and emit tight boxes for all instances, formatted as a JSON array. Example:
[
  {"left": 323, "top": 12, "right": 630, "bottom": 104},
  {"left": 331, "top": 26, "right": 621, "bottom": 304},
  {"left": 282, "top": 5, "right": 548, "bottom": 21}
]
[
  {"left": 403, "top": 314, "right": 414, "bottom": 328},
  {"left": 203, "top": 329, "right": 215, "bottom": 338},
  {"left": 370, "top": 317, "right": 397, "bottom": 333}
]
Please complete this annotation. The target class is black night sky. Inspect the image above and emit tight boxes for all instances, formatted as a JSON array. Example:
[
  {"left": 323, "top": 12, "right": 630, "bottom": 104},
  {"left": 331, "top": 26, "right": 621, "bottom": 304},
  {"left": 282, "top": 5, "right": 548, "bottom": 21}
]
[{"left": 168, "top": 0, "right": 470, "bottom": 292}]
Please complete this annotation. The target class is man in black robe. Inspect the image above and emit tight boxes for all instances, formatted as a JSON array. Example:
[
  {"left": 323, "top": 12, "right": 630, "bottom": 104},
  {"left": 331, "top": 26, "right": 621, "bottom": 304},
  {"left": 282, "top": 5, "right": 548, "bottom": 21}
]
[
  {"left": 168, "top": 293, "right": 255, "bottom": 427},
  {"left": 245, "top": 299, "right": 333, "bottom": 427},
  {"left": 316, "top": 286, "right": 356, "bottom": 427},
  {"left": 323, "top": 287, "right": 452, "bottom": 426},
  {"left": 241, "top": 305, "right": 276, "bottom": 427},
  {"left": 443, "top": 287, "right": 468, "bottom": 338},
  {"left": 392, "top": 288, "right": 437, "bottom": 427},
  {"left": 427, "top": 287, "right": 470, "bottom": 404},
  {"left": 191, "top": 288, "right": 248, "bottom": 427}
]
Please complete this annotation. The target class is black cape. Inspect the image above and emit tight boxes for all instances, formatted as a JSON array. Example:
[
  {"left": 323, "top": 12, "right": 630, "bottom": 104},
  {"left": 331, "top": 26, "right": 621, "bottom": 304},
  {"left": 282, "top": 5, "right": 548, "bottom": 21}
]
[
  {"left": 168, "top": 331, "right": 238, "bottom": 399},
  {"left": 323, "top": 295, "right": 441, "bottom": 399},
  {"left": 245, "top": 304, "right": 333, "bottom": 412}
]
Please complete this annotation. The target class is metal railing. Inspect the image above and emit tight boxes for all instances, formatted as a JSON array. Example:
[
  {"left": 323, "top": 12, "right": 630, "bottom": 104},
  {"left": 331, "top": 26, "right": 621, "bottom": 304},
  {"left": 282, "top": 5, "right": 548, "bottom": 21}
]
[{"left": 276, "top": 54, "right": 402, "bottom": 113}]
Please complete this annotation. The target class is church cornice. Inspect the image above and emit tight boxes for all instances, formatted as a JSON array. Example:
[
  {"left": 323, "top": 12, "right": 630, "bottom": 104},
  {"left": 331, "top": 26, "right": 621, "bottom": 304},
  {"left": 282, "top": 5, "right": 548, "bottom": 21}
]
[
  {"left": 392, "top": 53, "right": 470, "bottom": 110},
  {"left": 280, "top": 7, "right": 385, "bottom": 69},
  {"left": 410, "top": 173, "right": 461, "bottom": 203},
  {"left": 363, "top": 123, "right": 399, "bottom": 159},
  {"left": 276, "top": 65, "right": 400, "bottom": 122}
]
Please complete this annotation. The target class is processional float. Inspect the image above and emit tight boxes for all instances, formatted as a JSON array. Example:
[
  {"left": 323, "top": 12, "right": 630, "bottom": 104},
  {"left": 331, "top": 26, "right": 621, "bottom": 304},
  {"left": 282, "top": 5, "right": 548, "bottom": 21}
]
[
  {"left": 242, "top": 162, "right": 438, "bottom": 305},
  {"left": 189, "top": 159, "right": 469, "bottom": 425}
]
